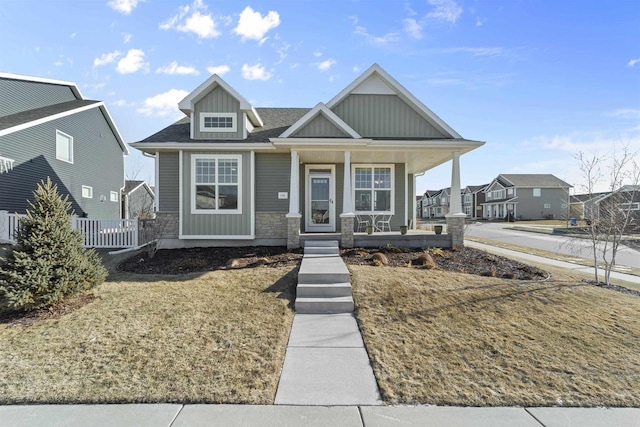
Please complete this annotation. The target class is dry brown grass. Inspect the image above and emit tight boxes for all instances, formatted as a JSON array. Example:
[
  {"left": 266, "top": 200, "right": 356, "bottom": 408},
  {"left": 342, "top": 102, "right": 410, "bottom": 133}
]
[
  {"left": 0, "top": 266, "right": 296, "bottom": 404},
  {"left": 350, "top": 265, "right": 640, "bottom": 407}
]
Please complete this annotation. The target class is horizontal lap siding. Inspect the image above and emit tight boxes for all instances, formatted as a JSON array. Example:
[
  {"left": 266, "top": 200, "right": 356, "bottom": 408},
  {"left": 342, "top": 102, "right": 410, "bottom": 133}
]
[
  {"left": 158, "top": 152, "right": 179, "bottom": 211},
  {"left": 255, "top": 153, "right": 289, "bottom": 212},
  {"left": 181, "top": 151, "right": 252, "bottom": 237},
  {"left": 194, "top": 87, "right": 243, "bottom": 140},
  {"left": 0, "top": 79, "right": 77, "bottom": 116},
  {"left": 0, "top": 108, "right": 123, "bottom": 218},
  {"left": 332, "top": 94, "right": 447, "bottom": 138}
]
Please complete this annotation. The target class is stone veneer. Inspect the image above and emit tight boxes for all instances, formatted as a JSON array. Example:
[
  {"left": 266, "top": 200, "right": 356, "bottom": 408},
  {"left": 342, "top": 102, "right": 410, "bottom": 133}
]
[
  {"left": 255, "top": 212, "right": 288, "bottom": 239},
  {"left": 445, "top": 215, "right": 466, "bottom": 249},
  {"left": 154, "top": 212, "right": 179, "bottom": 239},
  {"left": 340, "top": 216, "right": 354, "bottom": 248},
  {"left": 287, "top": 216, "right": 301, "bottom": 249}
]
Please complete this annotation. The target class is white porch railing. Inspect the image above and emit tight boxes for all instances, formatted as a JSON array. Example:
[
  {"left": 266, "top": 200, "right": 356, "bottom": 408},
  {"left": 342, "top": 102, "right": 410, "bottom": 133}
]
[{"left": 0, "top": 211, "right": 139, "bottom": 248}]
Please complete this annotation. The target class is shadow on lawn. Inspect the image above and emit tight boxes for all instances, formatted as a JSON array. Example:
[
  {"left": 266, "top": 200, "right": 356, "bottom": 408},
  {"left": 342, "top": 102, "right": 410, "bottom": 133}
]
[{"left": 262, "top": 266, "right": 298, "bottom": 311}]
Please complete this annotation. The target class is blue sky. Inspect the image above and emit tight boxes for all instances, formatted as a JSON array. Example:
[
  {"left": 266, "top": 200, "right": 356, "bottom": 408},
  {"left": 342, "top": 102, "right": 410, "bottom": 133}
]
[{"left": 1, "top": 0, "right": 638, "bottom": 193}]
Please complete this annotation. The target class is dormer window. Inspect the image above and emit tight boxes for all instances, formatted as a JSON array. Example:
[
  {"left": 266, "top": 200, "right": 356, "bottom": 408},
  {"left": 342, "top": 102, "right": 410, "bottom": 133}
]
[{"left": 200, "top": 113, "right": 237, "bottom": 133}]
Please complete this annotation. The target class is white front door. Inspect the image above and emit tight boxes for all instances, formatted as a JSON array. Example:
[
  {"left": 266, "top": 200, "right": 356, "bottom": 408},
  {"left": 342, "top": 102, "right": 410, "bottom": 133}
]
[{"left": 306, "top": 168, "right": 335, "bottom": 232}]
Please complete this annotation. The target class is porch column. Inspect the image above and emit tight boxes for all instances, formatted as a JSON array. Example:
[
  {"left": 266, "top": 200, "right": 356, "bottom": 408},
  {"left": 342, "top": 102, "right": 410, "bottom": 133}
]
[
  {"left": 340, "top": 151, "right": 355, "bottom": 248},
  {"left": 286, "top": 150, "right": 301, "bottom": 249},
  {"left": 446, "top": 151, "right": 466, "bottom": 249}
]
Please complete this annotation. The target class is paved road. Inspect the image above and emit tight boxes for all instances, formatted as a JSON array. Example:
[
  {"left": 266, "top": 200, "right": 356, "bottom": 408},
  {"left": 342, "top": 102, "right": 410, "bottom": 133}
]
[{"left": 465, "top": 222, "right": 640, "bottom": 269}]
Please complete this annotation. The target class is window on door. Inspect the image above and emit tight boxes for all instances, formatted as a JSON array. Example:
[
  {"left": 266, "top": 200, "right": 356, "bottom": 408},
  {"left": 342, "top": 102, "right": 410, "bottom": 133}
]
[{"left": 353, "top": 165, "right": 394, "bottom": 214}]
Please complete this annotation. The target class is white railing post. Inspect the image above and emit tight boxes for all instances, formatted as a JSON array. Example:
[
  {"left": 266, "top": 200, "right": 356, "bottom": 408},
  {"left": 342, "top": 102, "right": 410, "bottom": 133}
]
[{"left": 0, "top": 211, "right": 8, "bottom": 243}]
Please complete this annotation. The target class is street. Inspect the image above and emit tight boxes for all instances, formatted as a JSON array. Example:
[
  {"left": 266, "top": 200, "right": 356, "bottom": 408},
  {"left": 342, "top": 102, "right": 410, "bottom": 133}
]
[{"left": 465, "top": 222, "right": 640, "bottom": 269}]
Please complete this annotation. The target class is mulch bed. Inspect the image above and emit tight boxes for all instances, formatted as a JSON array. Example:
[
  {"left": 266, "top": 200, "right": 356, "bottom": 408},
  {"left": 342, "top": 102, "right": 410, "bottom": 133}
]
[
  {"left": 0, "top": 293, "right": 98, "bottom": 327},
  {"left": 118, "top": 245, "right": 549, "bottom": 281}
]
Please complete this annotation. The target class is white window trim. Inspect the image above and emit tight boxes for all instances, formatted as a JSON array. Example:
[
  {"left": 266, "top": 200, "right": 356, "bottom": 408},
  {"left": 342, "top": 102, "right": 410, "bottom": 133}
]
[
  {"left": 82, "top": 185, "right": 93, "bottom": 199},
  {"left": 351, "top": 164, "right": 395, "bottom": 215},
  {"left": 544, "top": 203, "right": 551, "bottom": 209},
  {"left": 110, "top": 191, "right": 118, "bottom": 202},
  {"left": 56, "top": 130, "right": 73, "bottom": 164},
  {"left": 191, "top": 154, "right": 242, "bottom": 215},
  {"left": 199, "top": 112, "right": 237, "bottom": 133}
]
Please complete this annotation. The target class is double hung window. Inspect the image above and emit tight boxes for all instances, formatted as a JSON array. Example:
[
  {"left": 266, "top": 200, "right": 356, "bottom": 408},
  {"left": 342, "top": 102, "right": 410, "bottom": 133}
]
[
  {"left": 192, "top": 155, "right": 241, "bottom": 213},
  {"left": 353, "top": 165, "right": 393, "bottom": 213}
]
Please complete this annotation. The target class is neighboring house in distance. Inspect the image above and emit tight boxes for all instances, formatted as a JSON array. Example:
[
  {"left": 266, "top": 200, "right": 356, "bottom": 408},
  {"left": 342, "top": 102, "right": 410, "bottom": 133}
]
[
  {"left": 571, "top": 186, "right": 640, "bottom": 227},
  {"left": 122, "top": 180, "right": 155, "bottom": 219},
  {"left": 0, "top": 73, "right": 128, "bottom": 218},
  {"left": 421, "top": 190, "right": 440, "bottom": 218},
  {"left": 463, "top": 184, "right": 489, "bottom": 219},
  {"left": 482, "top": 174, "right": 571, "bottom": 220},
  {"left": 415, "top": 196, "right": 422, "bottom": 219},
  {"left": 131, "top": 64, "right": 484, "bottom": 249}
]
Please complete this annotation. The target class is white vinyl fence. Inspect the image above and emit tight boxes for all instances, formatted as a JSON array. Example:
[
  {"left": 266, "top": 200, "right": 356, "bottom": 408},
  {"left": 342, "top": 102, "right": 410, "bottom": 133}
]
[{"left": 0, "top": 211, "right": 139, "bottom": 248}]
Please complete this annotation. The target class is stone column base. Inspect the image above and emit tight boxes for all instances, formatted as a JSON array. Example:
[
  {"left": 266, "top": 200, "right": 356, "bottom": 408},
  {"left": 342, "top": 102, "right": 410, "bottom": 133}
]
[
  {"left": 287, "top": 216, "right": 301, "bottom": 249},
  {"left": 445, "top": 215, "right": 466, "bottom": 249},
  {"left": 340, "top": 216, "right": 354, "bottom": 248}
]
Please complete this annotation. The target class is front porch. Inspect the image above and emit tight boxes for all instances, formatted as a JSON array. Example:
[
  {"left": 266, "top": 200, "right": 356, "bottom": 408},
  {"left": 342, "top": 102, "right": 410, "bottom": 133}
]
[{"left": 300, "top": 229, "right": 453, "bottom": 249}]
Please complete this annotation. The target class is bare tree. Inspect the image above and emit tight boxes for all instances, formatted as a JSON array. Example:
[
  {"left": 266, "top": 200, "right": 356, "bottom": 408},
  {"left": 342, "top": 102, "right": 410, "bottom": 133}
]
[{"left": 576, "top": 144, "right": 639, "bottom": 285}]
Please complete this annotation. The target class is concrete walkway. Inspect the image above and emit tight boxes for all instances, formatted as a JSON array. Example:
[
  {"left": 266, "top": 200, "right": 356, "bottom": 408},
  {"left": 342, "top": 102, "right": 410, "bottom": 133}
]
[
  {"left": 2, "top": 404, "right": 638, "bottom": 426},
  {"left": 467, "top": 240, "right": 640, "bottom": 284},
  {"left": 274, "top": 313, "right": 382, "bottom": 405}
]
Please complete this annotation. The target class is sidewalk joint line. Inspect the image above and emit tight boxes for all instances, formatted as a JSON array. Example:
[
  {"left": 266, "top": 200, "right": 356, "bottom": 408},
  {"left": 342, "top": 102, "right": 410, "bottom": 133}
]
[
  {"left": 168, "top": 404, "right": 185, "bottom": 427},
  {"left": 524, "top": 407, "right": 547, "bottom": 427}
]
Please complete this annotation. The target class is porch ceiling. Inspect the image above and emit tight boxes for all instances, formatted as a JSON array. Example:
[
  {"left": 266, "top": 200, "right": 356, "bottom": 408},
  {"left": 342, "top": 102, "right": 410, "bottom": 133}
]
[{"left": 291, "top": 140, "right": 484, "bottom": 174}]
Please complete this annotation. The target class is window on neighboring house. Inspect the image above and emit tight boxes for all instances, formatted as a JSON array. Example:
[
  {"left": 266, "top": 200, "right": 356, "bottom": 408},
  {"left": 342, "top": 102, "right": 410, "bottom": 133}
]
[
  {"left": 200, "top": 113, "right": 237, "bottom": 133},
  {"left": 192, "top": 155, "right": 241, "bottom": 214},
  {"left": 533, "top": 188, "right": 541, "bottom": 197},
  {"left": 110, "top": 191, "right": 118, "bottom": 202},
  {"left": 56, "top": 130, "right": 73, "bottom": 163},
  {"left": 618, "top": 202, "right": 640, "bottom": 211},
  {"left": 441, "top": 197, "right": 447, "bottom": 205},
  {"left": 353, "top": 165, "right": 393, "bottom": 213},
  {"left": 464, "top": 194, "right": 472, "bottom": 203},
  {"left": 544, "top": 203, "right": 551, "bottom": 209},
  {"left": 491, "top": 189, "right": 504, "bottom": 200},
  {"left": 82, "top": 185, "right": 93, "bottom": 198},
  {"left": 507, "top": 188, "right": 514, "bottom": 196}
]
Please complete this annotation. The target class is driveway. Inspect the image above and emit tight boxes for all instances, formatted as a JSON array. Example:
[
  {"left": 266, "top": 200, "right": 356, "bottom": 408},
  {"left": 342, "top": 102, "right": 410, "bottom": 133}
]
[{"left": 465, "top": 222, "right": 640, "bottom": 270}]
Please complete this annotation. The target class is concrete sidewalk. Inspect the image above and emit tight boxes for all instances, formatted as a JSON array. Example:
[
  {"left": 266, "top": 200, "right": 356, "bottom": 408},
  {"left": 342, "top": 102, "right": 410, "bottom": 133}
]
[
  {"left": 467, "top": 240, "right": 640, "bottom": 285},
  {"left": 2, "top": 404, "right": 638, "bottom": 427}
]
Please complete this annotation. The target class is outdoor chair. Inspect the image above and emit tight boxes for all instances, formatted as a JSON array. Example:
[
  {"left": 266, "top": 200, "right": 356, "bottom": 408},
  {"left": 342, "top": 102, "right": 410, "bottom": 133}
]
[
  {"left": 356, "top": 215, "right": 369, "bottom": 232},
  {"left": 376, "top": 214, "right": 392, "bottom": 232}
]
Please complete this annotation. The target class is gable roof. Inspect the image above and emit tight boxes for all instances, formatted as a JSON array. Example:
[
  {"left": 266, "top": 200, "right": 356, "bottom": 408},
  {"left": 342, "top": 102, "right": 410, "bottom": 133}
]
[
  {"left": 0, "top": 73, "right": 129, "bottom": 154},
  {"left": 499, "top": 174, "right": 571, "bottom": 188},
  {"left": 280, "top": 102, "right": 361, "bottom": 138},
  {"left": 178, "top": 74, "right": 263, "bottom": 127},
  {"left": 325, "top": 64, "right": 462, "bottom": 139},
  {"left": 123, "top": 180, "right": 154, "bottom": 197},
  {"left": 465, "top": 184, "right": 490, "bottom": 193}
]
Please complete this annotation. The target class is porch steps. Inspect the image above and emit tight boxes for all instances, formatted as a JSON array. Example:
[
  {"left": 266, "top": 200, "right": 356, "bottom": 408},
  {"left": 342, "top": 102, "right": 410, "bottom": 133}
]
[{"left": 295, "top": 240, "right": 354, "bottom": 314}]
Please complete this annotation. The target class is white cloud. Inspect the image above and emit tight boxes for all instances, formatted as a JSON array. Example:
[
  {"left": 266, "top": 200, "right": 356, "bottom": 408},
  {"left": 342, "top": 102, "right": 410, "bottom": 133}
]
[
  {"left": 313, "top": 51, "right": 323, "bottom": 57},
  {"left": 160, "top": 0, "right": 220, "bottom": 39},
  {"left": 476, "top": 16, "right": 487, "bottom": 27},
  {"left": 71, "top": 33, "right": 76, "bottom": 38},
  {"left": 627, "top": 58, "right": 640, "bottom": 68},
  {"left": 116, "top": 49, "right": 148, "bottom": 74},
  {"left": 156, "top": 61, "right": 200, "bottom": 75},
  {"left": 241, "top": 63, "right": 272, "bottom": 81},
  {"left": 53, "top": 60, "right": 63, "bottom": 67},
  {"left": 123, "top": 33, "right": 132, "bottom": 43},
  {"left": 353, "top": 66, "right": 361, "bottom": 73},
  {"left": 107, "top": 0, "right": 141, "bottom": 15},
  {"left": 112, "top": 99, "right": 134, "bottom": 107},
  {"left": 137, "top": 89, "right": 189, "bottom": 117},
  {"left": 234, "top": 6, "right": 280, "bottom": 42},
  {"left": 427, "top": 0, "right": 462, "bottom": 23},
  {"left": 353, "top": 24, "right": 400, "bottom": 45},
  {"left": 403, "top": 18, "right": 423, "bottom": 39},
  {"left": 94, "top": 50, "right": 122, "bottom": 67},
  {"left": 440, "top": 46, "right": 503, "bottom": 56},
  {"left": 317, "top": 59, "right": 336, "bottom": 72},
  {"left": 275, "top": 42, "right": 290, "bottom": 64},
  {"left": 206, "top": 65, "right": 231, "bottom": 76},
  {"left": 609, "top": 109, "right": 640, "bottom": 120}
]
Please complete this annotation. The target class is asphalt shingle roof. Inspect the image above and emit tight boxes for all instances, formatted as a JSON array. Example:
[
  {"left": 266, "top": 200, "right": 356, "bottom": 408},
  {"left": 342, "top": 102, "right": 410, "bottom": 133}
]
[
  {"left": 0, "top": 100, "right": 100, "bottom": 132},
  {"left": 137, "top": 107, "right": 311, "bottom": 144},
  {"left": 499, "top": 174, "right": 571, "bottom": 188}
]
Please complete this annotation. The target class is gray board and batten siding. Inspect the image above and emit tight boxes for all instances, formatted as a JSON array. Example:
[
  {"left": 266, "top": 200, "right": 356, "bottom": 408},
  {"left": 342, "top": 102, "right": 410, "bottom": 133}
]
[
  {"left": 332, "top": 94, "right": 448, "bottom": 139},
  {"left": 0, "top": 108, "right": 124, "bottom": 218},
  {"left": 0, "top": 78, "right": 77, "bottom": 116},
  {"left": 291, "top": 114, "right": 350, "bottom": 138},
  {"left": 180, "top": 151, "right": 253, "bottom": 237},
  {"left": 193, "top": 86, "right": 243, "bottom": 140},
  {"left": 516, "top": 187, "right": 570, "bottom": 220},
  {"left": 255, "top": 153, "right": 290, "bottom": 212},
  {"left": 157, "top": 152, "right": 180, "bottom": 212}
]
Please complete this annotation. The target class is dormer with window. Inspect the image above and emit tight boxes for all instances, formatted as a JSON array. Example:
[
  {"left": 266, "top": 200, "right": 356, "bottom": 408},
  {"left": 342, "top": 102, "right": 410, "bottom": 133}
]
[{"left": 178, "top": 75, "right": 263, "bottom": 141}]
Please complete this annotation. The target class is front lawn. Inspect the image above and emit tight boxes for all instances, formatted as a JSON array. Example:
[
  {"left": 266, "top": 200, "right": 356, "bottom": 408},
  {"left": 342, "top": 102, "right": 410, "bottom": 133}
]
[
  {"left": 351, "top": 264, "right": 640, "bottom": 406},
  {"left": 0, "top": 264, "right": 296, "bottom": 404}
]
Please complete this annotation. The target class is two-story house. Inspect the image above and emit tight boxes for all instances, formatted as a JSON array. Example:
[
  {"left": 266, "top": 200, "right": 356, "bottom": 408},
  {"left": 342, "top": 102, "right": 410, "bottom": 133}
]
[
  {"left": 132, "top": 64, "right": 484, "bottom": 249},
  {"left": 0, "top": 73, "right": 128, "bottom": 218},
  {"left": 463, "top": 184, "right": 489, "bottom": 219},
  {"left": 482, "top": 174, "right": 571, "bottom": 220}
]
